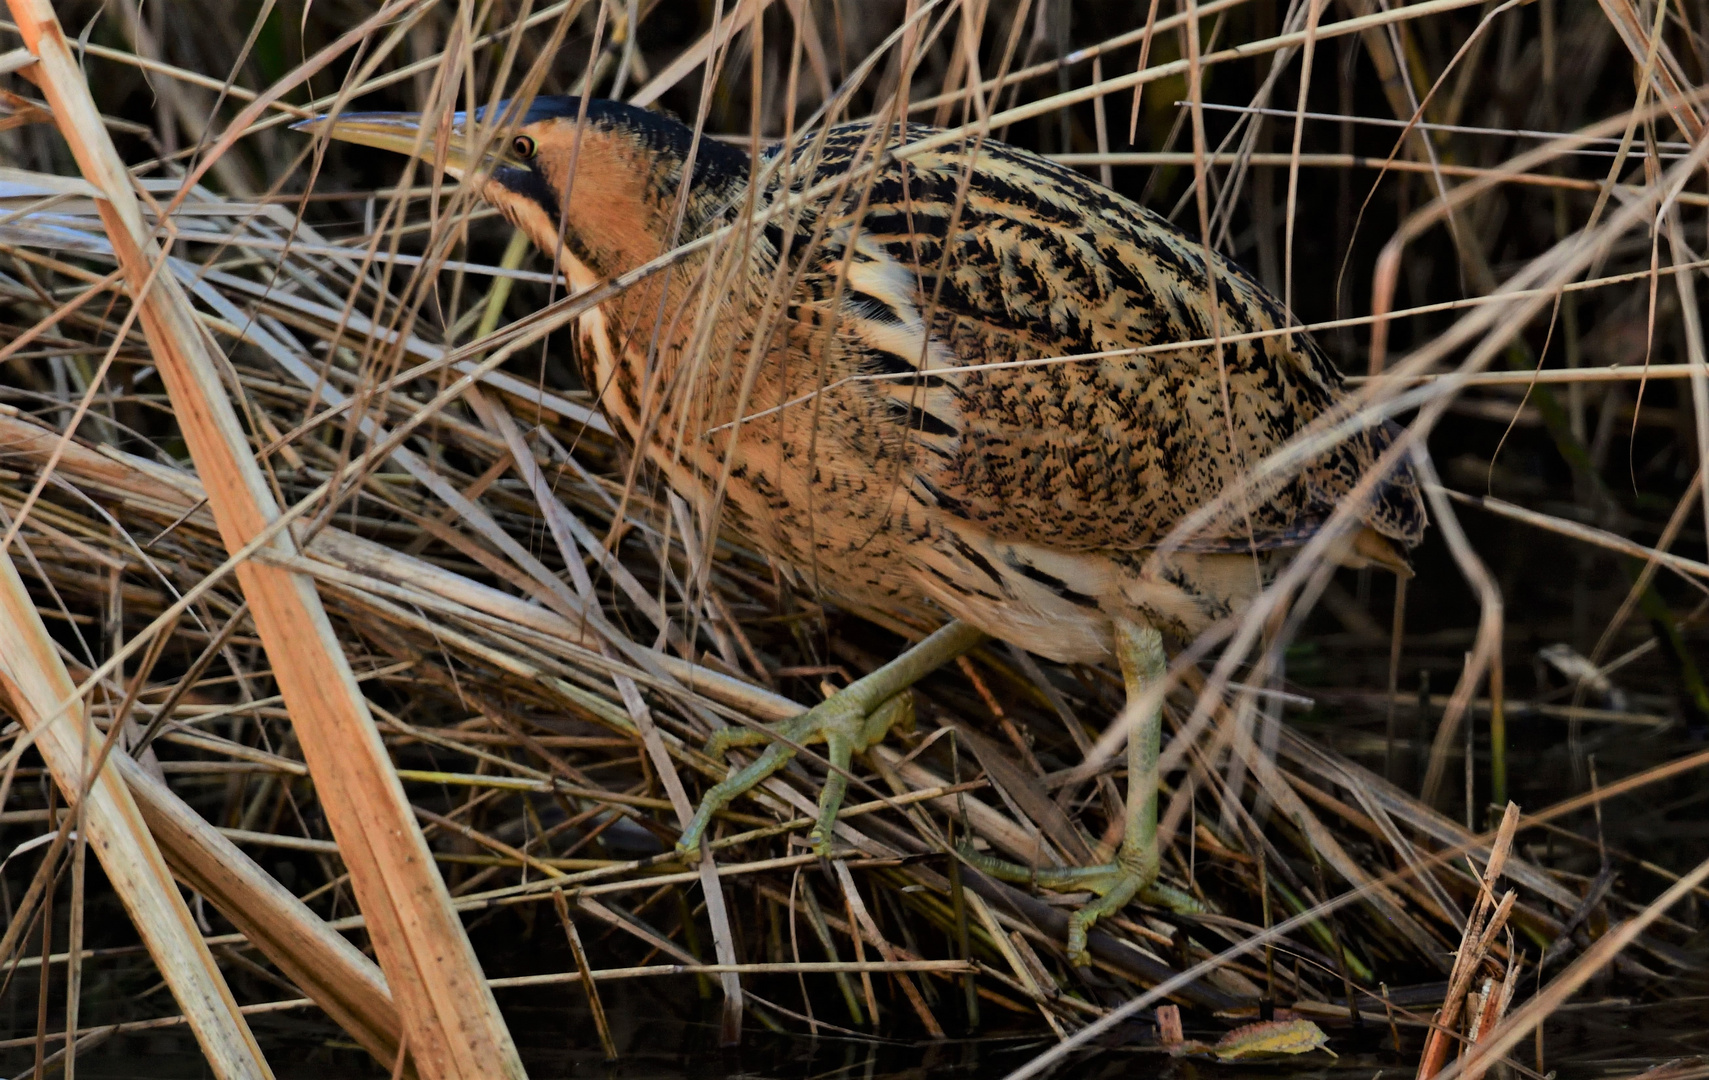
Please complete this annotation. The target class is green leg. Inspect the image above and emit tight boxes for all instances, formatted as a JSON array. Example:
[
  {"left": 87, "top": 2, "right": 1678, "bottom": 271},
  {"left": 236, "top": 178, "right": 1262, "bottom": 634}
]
[
  {"left": 1117, "top": 615, "right": 1166, "bottom": 895},
  {"left": 678, "top": 620, "right": 985, "bottom": 857},
  {"left": 959, "top": 617, "right": 1200, "bottom": 965},
  {"left": 806, "top": 693, "right": 912, "bottom": 853}
]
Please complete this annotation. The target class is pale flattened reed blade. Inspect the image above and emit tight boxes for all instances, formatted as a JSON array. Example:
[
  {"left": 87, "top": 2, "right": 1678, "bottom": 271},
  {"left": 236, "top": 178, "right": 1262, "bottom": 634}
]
[{"left": 3, "top": 1, "right": 524, "bottom": 1076}]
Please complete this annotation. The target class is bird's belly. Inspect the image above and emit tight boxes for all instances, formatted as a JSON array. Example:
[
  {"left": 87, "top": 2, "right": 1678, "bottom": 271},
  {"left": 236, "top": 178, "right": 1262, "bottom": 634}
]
[
  {"left": 662, "top": 429, "right": 1282, "bottom": 663},
  {"left": 906, "top": 529, "right": 1117, "bottom": 664},
  {"left": 905, "top": 522, "right": 1282, "bottom": 664}
]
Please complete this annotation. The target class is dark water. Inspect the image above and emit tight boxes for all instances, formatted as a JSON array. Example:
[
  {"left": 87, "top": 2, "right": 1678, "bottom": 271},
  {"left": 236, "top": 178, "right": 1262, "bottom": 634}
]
[
  {"left": 8, "top": 701, "right": 1708, "bottom": 1077},
  {"left": 17, "top": 977, "right": 1707, "bottom": 1079}
]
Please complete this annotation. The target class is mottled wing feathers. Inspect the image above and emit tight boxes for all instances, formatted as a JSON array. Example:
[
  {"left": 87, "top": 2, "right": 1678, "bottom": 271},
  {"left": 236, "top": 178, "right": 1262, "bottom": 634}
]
[{"left": 767, "top": 123, "right": 1425, "bottom": 553}]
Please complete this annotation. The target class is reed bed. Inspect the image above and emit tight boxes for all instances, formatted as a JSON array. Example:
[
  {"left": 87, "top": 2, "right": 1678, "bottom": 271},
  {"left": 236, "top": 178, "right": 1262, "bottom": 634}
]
[{"left": 0, "top": 1, "right": 1707, "bottom": 1077}]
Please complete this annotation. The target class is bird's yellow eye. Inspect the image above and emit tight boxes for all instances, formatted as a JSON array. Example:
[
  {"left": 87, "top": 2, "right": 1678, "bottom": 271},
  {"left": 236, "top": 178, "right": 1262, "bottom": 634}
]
[{"left": 511, "top": 134, "right": 537, "bottom": 160}]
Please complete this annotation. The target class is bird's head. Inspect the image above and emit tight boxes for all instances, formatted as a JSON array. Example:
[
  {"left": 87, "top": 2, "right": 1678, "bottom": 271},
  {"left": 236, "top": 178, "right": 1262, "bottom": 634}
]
[{"left": 294, "top": 97, "right": 750, "bottom": 288}]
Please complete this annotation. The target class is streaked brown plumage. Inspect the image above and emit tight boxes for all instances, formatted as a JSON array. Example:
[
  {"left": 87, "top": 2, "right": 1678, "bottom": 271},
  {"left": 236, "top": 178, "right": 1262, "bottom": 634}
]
[{"left": 303, "top": 97, "right": 1426, "bottom": 963}]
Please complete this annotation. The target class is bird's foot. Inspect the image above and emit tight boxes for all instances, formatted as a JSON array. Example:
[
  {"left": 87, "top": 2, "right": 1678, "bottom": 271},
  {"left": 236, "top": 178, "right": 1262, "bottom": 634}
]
[
  {"left": 674, "top": 621, "right": 984, "bottom": 859},
  {"left": 958, "top": 844, "right": 1203, "bottom": 966},
  {"left": 675, "top": 689, "right": 914, "bottom": 860}
]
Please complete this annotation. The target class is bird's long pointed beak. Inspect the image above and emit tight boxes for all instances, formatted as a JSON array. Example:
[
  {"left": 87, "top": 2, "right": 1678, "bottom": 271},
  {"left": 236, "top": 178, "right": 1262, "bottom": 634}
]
[{"left": 291, "top": 111, "right": 486, "bottom": 178}]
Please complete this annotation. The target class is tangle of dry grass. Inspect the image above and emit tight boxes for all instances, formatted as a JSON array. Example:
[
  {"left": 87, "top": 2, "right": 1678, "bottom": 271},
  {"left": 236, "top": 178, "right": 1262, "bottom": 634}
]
[{"left": 1, "top": 2, "right": 1708, "bottom": 1078}]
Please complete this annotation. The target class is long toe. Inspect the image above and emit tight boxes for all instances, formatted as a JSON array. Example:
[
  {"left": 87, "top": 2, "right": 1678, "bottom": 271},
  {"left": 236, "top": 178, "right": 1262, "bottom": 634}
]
[{"left": 678, "top": 683, "right": 913, "bottom": 857}]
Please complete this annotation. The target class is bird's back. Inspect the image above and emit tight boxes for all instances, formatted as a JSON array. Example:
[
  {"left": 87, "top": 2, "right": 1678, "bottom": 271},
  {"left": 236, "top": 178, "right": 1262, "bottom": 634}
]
[
  {"left": 578, "top": 113, "right": 1426, "bottom": 656},
  {"left": 757, "top": 122, "right": 1424, "bottom": 557}
]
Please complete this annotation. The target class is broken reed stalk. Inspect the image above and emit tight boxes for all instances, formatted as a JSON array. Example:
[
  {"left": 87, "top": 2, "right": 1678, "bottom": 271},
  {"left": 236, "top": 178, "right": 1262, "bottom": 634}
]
[
  {"left": 1444, "top": 853, "right": 1709, "bottom": 1080},
  {"left": 551, "top": 888, "right": 617, "bottom": 1061},
  {"left": 2, "top": 4, "right": 523, "bottom": 1078},
  {"left": 1416, "top": 802, "right": 1521, "bottom": 1080}
]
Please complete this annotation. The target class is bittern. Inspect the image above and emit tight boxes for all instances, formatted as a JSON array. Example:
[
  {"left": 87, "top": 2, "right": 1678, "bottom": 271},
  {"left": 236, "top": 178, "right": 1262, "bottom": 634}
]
[{"left": 300, "top": 97, "right": 1425, "bottom": 964}]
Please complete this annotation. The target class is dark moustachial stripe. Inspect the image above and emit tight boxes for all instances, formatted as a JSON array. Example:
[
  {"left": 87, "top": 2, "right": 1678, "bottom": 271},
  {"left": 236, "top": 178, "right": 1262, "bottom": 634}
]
[{"left": 491, "top": 164, "right": 561, "bottom": 225}]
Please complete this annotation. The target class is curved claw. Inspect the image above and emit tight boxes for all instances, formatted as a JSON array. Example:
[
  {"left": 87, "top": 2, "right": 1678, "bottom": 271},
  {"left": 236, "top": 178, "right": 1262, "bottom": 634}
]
[
  {"left": 1067, "top": 910, "right": 1095, "bottom": 967},
  {"left": 807, "top": 823, "right": 836, "bottom": 858}
]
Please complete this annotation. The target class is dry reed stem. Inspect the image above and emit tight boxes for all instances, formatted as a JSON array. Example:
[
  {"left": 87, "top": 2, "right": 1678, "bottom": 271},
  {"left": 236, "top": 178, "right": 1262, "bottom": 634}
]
[
  {"left": 1048, "top": 150, "right": 1709, "bottom": 203},
  {"left": 1443, "top": 488, "right": 1709, "bottom": 587},
  {"left": 0, "top": 998, "right": 316, "bottom": 1057},
  {"left": 964, "top": 889, "right": 1066, "bottom": 1038},
  {"left": 3, "top": 3, "right": 522, "bottom": 1075},
  {"left": 489, "top": 958, "right": 977, "bottom": 978},
  {"left": 0, "top": 521, "right": 268, "bottom": 1076},
  {"left": 551, "top": 887, "right": 617, "bottom": 1060},
  {"left": 116, "top": 753, "right": 410, "bottom": 1075},
  {"left": 2, "top": 956, "right": 977, "bottom": 1051},
  {"left": 832, "top": 857, "right": 945, "bottom": 1038},
  {"left": 629, "top": 0, "right": 775, "bottom": 108},
  {"left": 888, "top": 0, "right": 1495, "bottom": 165},
  {"left": 1441, "top": 854, "right": 1709, "bottom": 1080},
  {"left": 4, "top": 1, "right": 1709, "bottom": 1069}
]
